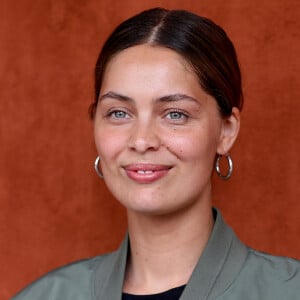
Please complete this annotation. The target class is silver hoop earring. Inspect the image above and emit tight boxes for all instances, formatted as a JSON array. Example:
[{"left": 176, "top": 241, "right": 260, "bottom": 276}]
[
  {"left": 215, "top": 154, "right": 233, "bottom": 180},
  {"left": 94, "top": 156, "right": 103, "bottom": 178}
]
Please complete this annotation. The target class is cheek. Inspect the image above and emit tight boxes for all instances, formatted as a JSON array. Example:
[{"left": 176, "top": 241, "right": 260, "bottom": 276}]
[
  {"left": 94, "top": 127, "right": 127, "bottom": 161},
  {"left": 163, "top": 125, "right": 220, "bottom": 161}
]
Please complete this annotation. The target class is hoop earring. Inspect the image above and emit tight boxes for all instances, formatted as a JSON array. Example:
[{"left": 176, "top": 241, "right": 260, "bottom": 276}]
[
  {"left": 215, "top": 154, "right": 233, "bottom": 180},
  {"left": 94, "top": 156, "right": 103, "bottom": 178}
]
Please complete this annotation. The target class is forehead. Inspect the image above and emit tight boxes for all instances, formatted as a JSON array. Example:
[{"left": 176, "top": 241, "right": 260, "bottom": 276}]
[
  {"left": 105, "top": 44, "right": 192, "bottom": 76},
  {"left": 98, "top": 45, "right": 219, "bottom": 112},
  {"left": 101, "top": 45, "right": 200, "bottom": 93}
]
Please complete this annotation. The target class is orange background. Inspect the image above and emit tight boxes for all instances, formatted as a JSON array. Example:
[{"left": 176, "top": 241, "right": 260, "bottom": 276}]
[{"left": 1, "top": 0, "right": 299, "bottom": 298}]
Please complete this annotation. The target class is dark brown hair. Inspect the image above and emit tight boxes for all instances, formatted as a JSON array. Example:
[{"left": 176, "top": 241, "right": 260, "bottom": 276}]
[{"left": 90, "top": 8, "right": 243, "bottom": 118}]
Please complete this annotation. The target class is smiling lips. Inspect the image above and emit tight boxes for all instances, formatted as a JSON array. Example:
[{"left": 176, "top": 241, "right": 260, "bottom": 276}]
[{"left": 124, "top": 164, "right": 172, "bottom": 183}]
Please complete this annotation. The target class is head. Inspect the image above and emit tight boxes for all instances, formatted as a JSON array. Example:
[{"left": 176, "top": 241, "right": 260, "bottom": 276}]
[
  {"left": 92, "top": 8, "right": 242, "bottom": 216},
  {"left": 90, "top": 7, "right": 243, "bottom": 119}
]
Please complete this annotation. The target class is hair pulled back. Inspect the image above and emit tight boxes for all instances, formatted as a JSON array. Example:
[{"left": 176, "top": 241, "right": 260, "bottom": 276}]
[{"left": 90, "top": 8, "right": 243, "bottom": 118}]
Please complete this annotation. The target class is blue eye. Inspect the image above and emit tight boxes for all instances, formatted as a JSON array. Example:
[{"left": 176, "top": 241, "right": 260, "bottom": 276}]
[
  {"left": 166, "top": 111, "right": 187, "bottom": 120},
  {"left": 110, "top": 110, "right": 129, "bottom": 119}
]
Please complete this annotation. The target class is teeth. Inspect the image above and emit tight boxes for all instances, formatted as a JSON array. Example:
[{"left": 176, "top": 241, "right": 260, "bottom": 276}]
[{"left": 137, "top": 170, "right": 153, "bottom": 174}]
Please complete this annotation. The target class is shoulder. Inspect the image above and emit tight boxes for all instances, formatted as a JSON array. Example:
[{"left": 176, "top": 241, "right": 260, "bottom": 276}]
[
  {"left": 221, "top": 248, "right": 300, "bottom": 299},
  {"left": 12, "top": 252, "right": 116, "bottom": 300},
  {"left": 247, "top": 248, "right": 300, "bottom": 279}
]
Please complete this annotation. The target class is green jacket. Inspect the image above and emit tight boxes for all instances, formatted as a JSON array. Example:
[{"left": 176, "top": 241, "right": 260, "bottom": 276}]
[{"left": 12, "top": 210, "right": 300, "bottom": 299}]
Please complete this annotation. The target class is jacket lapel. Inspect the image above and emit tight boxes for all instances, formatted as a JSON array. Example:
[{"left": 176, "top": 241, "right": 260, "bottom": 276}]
[
  {"left": 94, "top": 234, "right": 129, "bottom": 300},
  {"left": 180, "top": 209, "right": 248, "bottom": 299}
]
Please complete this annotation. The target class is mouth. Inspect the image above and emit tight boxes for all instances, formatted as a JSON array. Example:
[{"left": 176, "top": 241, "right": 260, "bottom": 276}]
[{"left": 123, "top": 163, "right": 173, "bottom": 184}]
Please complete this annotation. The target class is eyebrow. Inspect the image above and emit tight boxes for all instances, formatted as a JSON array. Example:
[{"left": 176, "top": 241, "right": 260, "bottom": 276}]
[
  {"left": 158, "top": 94, "right": 199, "bottom": 104},
  {"left": 99, "top": 91, "right": 133, "bottom": 102},
  {"left": 99, "top": 91, "right": 200, "bottom": 104}
]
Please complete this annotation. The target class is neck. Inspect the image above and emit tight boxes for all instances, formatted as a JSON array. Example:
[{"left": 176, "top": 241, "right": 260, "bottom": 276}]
[{"left": 123, "top": 201, "right": 214, "bottom": 295}]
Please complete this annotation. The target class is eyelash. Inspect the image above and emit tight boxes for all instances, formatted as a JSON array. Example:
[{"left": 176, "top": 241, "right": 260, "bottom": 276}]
[
  {"left": 105, "top": 108, "right": 190, "bottom": 122},
  {"left": 106, "top": 109, "right": 130, "bottom": 119},
  {"left": 165, "top": 109, "right": 189, "bottom": 121}
]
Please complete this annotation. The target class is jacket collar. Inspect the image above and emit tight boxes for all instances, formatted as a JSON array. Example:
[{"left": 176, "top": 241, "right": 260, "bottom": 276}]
[{"left": 94, "top": 208, "right": 248, "bottom": 300}]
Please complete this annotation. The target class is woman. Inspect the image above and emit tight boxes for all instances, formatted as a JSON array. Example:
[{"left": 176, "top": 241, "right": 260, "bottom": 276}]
[{"left": 13, "top": 8, "right": 299, "bottom": 300}]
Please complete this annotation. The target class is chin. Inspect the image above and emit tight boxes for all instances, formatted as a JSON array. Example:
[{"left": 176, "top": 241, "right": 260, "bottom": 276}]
[
  {"left": 122, "top": 195, "right": 194, "bottom": 218},
  {"left": 122, "top": 199, "right": 166, "bottom": 215},
  {"left": 127, "top": 206, "right": 177, "bottom": 217}
]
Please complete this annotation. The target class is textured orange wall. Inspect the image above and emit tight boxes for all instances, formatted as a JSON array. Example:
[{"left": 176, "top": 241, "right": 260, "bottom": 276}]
[{"left": 1, "top": 0, "right": 299, "bottom": 298}]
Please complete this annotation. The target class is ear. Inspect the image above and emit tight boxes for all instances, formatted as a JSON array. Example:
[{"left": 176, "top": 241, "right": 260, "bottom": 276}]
[{"left": 217, "top": 107, "right": 240, "bottom": 155}]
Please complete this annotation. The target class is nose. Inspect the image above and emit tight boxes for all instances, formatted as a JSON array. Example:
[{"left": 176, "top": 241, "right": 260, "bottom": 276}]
[{"left": 128, "top": 120, "right": 160, "bottom": 153}]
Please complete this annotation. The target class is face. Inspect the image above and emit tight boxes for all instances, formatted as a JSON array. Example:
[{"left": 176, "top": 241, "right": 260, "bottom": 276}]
[{"left": 94, "top": 45, "right": 239, "bottom": 216}]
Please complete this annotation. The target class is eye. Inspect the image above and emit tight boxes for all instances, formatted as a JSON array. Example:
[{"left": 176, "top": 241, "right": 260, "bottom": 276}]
[
  {"left": 165, "top": 110, "right": 188, "bottom": 120},
  {"left": 108, "top": 110, "right": 130, "bottom": 119}
]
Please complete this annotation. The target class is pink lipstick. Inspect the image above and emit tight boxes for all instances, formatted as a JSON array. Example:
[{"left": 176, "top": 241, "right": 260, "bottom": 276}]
[{"left": 123, "top": 164, "right": 172, "bottom": 184}]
